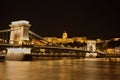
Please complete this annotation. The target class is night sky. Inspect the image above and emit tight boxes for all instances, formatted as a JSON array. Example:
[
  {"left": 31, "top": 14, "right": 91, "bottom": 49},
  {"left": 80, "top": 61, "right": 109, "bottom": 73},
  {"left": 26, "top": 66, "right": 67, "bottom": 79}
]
[{"left": 0, "top": 0, "right": 120, "bottom": 39}]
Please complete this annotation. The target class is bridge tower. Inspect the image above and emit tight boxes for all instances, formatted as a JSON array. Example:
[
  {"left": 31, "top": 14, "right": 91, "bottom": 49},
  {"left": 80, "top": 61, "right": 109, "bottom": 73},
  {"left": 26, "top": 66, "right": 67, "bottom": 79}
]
[
  {"left": 86, "top": 40, "right": 97, "bottom": 57},
  {"left": 9, "top": 20, "right": 31, "bottom": 44},
  {"left": 6, "top": 20, "right": 32, "bottom": 61}
]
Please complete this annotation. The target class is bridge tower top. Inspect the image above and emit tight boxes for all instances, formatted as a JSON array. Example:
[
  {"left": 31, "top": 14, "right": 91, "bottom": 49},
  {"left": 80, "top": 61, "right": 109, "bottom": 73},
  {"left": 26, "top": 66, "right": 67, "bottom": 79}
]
[
  {"left": 9, "top": 20, "right": 31, "bottom": 45},
  {"left": 9, "top": 20, "right": 31, "bottom": 27}
]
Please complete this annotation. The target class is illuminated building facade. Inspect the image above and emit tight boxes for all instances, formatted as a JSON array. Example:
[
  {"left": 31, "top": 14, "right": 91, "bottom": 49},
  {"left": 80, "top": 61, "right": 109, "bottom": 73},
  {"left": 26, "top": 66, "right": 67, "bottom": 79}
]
[{"left": 44, "top": 32, "right": 87, "bottom": 44}]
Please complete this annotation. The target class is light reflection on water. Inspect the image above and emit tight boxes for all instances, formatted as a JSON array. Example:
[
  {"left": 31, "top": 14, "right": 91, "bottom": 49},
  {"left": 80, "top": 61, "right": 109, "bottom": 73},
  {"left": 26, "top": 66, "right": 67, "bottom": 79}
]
[{"left": 0, "top": 58, "right": 120, "bottom": 80}]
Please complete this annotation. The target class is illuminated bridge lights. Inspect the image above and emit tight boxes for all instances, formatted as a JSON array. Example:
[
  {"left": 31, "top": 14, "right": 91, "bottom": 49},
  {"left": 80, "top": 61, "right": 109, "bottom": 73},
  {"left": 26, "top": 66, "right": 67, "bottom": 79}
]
[{"left": 7, "top": 48, "right": 31, "bottom": 54}]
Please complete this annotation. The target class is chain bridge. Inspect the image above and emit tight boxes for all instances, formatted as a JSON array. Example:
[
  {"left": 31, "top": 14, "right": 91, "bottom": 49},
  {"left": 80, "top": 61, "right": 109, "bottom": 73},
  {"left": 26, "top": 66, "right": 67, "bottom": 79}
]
[{"left": 0, "top": 20, "right": 99, "bottom": 61}]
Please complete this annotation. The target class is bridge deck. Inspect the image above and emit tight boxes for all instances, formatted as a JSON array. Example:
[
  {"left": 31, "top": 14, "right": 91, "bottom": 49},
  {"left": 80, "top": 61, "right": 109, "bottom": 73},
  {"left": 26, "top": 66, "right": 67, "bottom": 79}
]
[{"left": 0, "top": 43, "right": 92, "bottom": 52}]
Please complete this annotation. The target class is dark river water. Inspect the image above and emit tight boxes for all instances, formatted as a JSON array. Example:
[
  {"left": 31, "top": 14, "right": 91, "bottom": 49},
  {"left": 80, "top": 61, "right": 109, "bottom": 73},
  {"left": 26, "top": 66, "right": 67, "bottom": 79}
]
[{"left": 0, "top": 58, "right": 120, "bottom": 80}]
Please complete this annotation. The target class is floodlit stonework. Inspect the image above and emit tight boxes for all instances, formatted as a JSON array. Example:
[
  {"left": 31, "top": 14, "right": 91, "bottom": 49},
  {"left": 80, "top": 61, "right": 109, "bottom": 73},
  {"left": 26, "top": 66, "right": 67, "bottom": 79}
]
[
  {"left": 9, "top": 20, "right": 31, "bottom": 44},
  {"left": 44, "top": 32, "right": 87, "bottom": 44}
]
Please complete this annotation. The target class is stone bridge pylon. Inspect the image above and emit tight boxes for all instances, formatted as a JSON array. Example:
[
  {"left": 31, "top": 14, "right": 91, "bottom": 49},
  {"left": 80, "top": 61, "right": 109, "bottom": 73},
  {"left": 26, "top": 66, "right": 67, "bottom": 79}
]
[
  {"left": 6, "top": 20, "right": 32, "bottom": 61},
  {"left": 9, "top": 20, "right": 31, "bottom": 45}
]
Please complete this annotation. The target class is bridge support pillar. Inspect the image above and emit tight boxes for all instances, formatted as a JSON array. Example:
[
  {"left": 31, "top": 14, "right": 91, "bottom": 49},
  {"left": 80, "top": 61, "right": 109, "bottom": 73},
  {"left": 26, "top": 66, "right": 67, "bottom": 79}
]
[{"left": 6, "top": 48, "right": 32, "bottom": 61}]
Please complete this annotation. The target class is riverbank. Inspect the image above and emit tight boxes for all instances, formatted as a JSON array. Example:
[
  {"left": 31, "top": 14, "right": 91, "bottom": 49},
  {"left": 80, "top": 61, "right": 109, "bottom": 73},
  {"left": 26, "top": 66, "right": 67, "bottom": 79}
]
[{"left": 97, "top": 54, "right": 120, "bottom": 58}]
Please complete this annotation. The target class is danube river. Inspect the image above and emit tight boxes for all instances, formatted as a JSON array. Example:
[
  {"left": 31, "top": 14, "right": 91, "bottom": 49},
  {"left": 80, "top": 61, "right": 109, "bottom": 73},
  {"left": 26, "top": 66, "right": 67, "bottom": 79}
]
[{"left": 0, "top": 58, "right": 120, "bottom": 80}]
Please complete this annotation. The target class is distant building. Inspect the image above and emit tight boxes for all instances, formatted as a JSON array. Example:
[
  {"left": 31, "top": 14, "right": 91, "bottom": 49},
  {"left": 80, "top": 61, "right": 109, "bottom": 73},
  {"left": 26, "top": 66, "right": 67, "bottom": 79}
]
[
  {"left": 43, "top": 31, "right": 87, "bottom": 44},
  {"left": 112, "top": 38, "right": 120, "bottom": 41},
  {"left": 96, "top": 38, "right": 104, "bottom": 43},
  {"left": 62, "top": 31, "right": 68, "bottom": 39}
]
